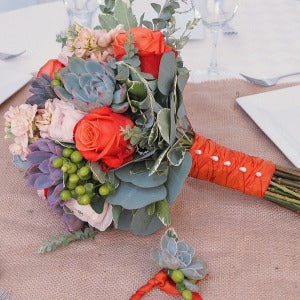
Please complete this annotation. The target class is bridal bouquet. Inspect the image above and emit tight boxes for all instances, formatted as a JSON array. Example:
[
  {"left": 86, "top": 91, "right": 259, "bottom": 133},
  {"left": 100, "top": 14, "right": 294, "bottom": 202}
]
[{"left": 4, "top": 0, "right": 300, "bottom": 254}]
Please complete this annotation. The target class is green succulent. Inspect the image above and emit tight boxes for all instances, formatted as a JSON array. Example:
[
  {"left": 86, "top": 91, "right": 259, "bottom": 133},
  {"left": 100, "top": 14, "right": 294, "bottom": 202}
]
[{"left": 54, "top": 58, "right": 129, "bottom": 113}]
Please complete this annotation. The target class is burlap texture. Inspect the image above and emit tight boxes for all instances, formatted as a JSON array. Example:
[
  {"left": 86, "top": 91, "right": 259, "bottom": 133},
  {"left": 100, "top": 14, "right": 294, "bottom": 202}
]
[{"left": 0, "top": 80, "right": 299, "bottom": 299}]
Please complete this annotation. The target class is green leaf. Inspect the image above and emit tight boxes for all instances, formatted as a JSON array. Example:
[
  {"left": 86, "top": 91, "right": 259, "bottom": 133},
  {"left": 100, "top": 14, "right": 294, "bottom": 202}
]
[
  {"left": 166, "top": 153, "right": 192, "bottom": 204},
  {"left": 90, "top": 162, "right": 107, "bottom": 184},
  {"left": 149, "top": 146, "right": 170, "bottom": 176},
  {"left": 117, "top": 208, "right": 163, "bottom": 235},
  {"left": 128, "top": 81, "right": 147, "bottom": 99},
  {"left": 167, "top": 142, "right": 186, "bottom": 166},
  {"left": 147, "top": 203, "right": 156, "bottom": 216},
  {"left": 151, "top": 3, "right": 161, "bottom": 14},
  {"left": 91, "top": 198, "right": 105, "bottom": 214},
  {"left": 98, "top": 14, "right": 119, "bottom": 31},
  {"left": 112, "top": 205, "right": 122, "bottom": 226},
  {"left": 157, "top": 108, "right": 171, "bottom": 144},
  {"left": 106, "top": 181, "right": 167, "bottom": 209},
  {"left": 115, "top": 163, "right": 168, "bottom": 188},
  {"left": 158, "top": 52, "right": 176, "bottom": 95},
  {"left": 148, "top": 122, "right": 159, "bottom": 146},
  {"left": 156, "top": 199, "right": 171, "bottom": 226},
  {"left": 114, "top": 0, "right": 138, "bottom": 30},
  {"left": 116, "top": 64, "right": 130, "bottom": 81}
]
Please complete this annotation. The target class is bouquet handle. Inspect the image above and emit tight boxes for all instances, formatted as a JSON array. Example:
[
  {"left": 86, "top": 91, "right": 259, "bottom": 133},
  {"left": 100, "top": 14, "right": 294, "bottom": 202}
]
[{"left": 189, "top": 134, "right": 276, "bottom": 198}]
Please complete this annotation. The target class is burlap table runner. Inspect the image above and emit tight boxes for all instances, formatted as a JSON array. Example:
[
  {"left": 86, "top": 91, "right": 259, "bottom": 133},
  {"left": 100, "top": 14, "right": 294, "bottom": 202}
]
[{"left": 1, "top": 79, "right": 299, "bottom": 300}]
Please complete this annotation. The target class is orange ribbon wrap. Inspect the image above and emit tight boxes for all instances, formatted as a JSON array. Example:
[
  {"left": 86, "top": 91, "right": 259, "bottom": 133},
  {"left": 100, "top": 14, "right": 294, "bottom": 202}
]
[
  {"left": 189, "top": 134, "right": 276, "bottom": 198},
  {"left": 130, "top": 269, "right": 202, "bottom": 300}
]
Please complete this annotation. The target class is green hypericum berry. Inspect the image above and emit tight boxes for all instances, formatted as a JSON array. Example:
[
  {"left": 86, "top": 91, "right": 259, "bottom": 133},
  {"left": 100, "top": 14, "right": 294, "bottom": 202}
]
[
  {"left": 51, "top": 79, "right": 62, "bottom": 87},
  {"left": 75, "top": 185, "right": 86, "bottom": 195},
  {"left": 52, "top": 157, "right": 63, "bottom": 169},
  {"left": 70, "top": 150, "right": 83, "bottom": 163},
  {"left": 69, "top": 174, "right": 80, "bottom": 184},
  {"left": 62, "top": 148, "right": 73, "bottom": 158},
  {"left": 60, "top": 190, "right": 72, "bottom": 201},
  {"left": 67, "top": 181, "right": 77, "bottom": 190},
  {"left": 182, "top": 290, "right": 193, "bottom": 300},
  {"left": 171, "top": 270, "right": 184, "bottom": 283},
  {"left": 67, "top": 163, "right": 77, "bottom": 174},
  {"left": 189, "top": 279, "right": 197, "bottom": 284},
  {"left": 61, "top": 165, "right": 68, "bottom": 173},
  {"left": 77, "top": 194, "right": 91, "bottom": 205},
  {"left": 92, "top": 173, "right": 99, "bottom": 181},
  {"left": 78, "top": 166, "right": 90, "bottom": 177},
  {"left": 99, "top": 184, "right": 110, "bottom": 196},
  {"left": 54, "top": 72, "right": 60, "bottom": 81}
]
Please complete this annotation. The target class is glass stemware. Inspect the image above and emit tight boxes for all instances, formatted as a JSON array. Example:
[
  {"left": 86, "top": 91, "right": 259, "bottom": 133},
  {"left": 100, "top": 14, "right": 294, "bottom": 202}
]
[
  {"left": 63, "top": 0, "right": 99, "bottom": 28},
  {"left": 197, "top": 0, "right": 239, "bottom": 76}
]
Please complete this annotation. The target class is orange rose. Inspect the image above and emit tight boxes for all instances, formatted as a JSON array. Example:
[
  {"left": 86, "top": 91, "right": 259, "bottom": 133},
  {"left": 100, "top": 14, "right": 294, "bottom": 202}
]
[
  {"left": 37, "top": 59, "right": 64, "bottom": 79},
  {"left": 112, "top": 27, "right": 175, "bottom": 78},
  {"left": 74, "top": 106, "right": 135, "bottom": 169}
]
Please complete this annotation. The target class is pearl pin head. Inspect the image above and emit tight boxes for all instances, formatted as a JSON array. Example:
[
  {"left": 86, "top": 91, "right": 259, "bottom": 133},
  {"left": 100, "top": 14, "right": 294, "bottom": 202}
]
[
  {"left": 195, "top": 150, "right": 202, "bottom": 155},
  {"left": 239, "top": 167, "right": 247, "bottom": 173},
  {"left": 256, "top": 172, "right": 262, "bottom": 177},
  {"left": 224, "top": 161, "right": 231, "bottom": 166},
  {"left": 211, "top": 156, "right": 219, "bottom": 162}
]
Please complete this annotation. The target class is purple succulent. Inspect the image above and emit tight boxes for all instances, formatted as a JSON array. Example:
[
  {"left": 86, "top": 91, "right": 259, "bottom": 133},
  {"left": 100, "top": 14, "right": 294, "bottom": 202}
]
[{"left": 25, "top": 138, "right": 84, "bottom": 231}]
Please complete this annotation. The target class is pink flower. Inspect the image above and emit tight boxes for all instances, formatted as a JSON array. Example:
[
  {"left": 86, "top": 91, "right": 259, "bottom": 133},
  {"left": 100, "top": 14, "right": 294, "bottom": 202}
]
[
  {"left": 58, "top": 25, "right": 125, "bottom": 65},
  {"left": 65, "top": 200, "right": 113, "bottom": 231},
  {"left": 4, "top": 104, "right": 38, "bottom": 160},
  {"left": 36, "top": 99, "right": 86, "bottom": 143},
  {"left": 35, "top": 100, "right": 55, "bottom": 138}
]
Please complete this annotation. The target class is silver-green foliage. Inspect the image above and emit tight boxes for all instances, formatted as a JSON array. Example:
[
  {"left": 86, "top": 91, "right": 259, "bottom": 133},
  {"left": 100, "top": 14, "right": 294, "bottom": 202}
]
[
  {"left": 38, "top": 228, "right": 98, "bottom": 254},
  {"left": 151, "top": 229, "right": 206, "bottom": 291}
]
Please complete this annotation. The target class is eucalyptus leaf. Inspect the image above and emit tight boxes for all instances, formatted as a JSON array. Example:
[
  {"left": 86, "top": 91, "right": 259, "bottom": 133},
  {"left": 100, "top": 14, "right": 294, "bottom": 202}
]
[
  {"left": 149, "top": 146, "right": 170, "bottom": 176},
  {"left": 106, "top": 181, "right": 167, "bottom": 209},
  {"left": 157, "top": 108, "right": 171, "bottom": 144},
  {"left": 115, "top": 163, "right": 168, "bottom": 188},
  {"left": 90, "top": 162, "right": 107, "bottom": 183},
  {"left": 156, "top": 199, "right": 171, "bottom": 226},
  {"left": 98, "top": 14, "right": 119, "bottom": 31},
  {"left": 114, "top": 0, "right": 138, "bottom": 30},
  {"left": 166, "top": 153, "right": 192, "bottom": 204},
  {"left": 158, "top": 52, "right": 176, "bottom": 95},
  {"left": 112, "top": 205, "right": 122, "bottom": 226}
]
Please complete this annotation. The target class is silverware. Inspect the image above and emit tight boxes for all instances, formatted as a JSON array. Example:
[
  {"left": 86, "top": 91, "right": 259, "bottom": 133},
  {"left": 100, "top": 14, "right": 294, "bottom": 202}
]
[
  {"left": 240, "top": 72, "right": 300, "bottom": 87},
  {"left": 0, "top": 50, "right": 26, "bottom": 61},
  {"left": 223, "top": 23, "right": 238, "bottom": 35}
]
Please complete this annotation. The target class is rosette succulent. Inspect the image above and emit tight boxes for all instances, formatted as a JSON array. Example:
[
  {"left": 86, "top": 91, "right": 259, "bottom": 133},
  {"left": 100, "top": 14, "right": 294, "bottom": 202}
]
[
  {"left": 54, "top": 57, "right": 129, "bottom": 113},
  {"left": 151, "top": 229, "right": 206, "bottom": 293},
  {"left": 26, "top": 74, "right": 57, "bottom": 108},
  {"left": 25, "top": 138, "right": 84, "bottom": 231}
]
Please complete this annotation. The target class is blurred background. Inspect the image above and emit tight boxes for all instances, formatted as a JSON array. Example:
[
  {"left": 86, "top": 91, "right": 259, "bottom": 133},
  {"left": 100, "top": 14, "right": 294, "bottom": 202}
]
[{"left": 0, "top": 0, "right": 58, "bottom": 12}]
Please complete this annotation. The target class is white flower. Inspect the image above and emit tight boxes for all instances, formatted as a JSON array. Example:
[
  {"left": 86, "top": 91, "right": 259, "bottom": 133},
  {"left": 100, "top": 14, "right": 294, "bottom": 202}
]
[{"left": 65, "top": 200, "right": 113, "bottom": 231}]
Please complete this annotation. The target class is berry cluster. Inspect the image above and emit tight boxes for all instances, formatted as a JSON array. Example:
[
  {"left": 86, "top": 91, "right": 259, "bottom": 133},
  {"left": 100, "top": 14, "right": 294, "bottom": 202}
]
[{"left": 52, "top": 147, "right": 113, "bottom": 206}]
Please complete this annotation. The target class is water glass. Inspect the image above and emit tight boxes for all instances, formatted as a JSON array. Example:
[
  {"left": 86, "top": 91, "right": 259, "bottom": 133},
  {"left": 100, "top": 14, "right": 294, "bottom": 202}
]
[
  {"left": 198, "top": 0, "right": 239, "bottom": 75},
  {"left": 63, "top": 0, "right": 99, "bottom": 28}
]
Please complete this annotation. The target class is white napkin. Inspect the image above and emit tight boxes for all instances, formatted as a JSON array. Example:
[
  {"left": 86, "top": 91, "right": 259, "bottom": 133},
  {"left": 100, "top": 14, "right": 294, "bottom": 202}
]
[{"left": 0, "top": 68, "right": 32, "bottom": 105}]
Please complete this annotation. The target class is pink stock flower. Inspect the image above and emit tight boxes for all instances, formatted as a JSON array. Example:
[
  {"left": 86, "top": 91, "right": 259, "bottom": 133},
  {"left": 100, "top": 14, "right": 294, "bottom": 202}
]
[
  {"left": 58, "top": 24, "right": 125, "bottom": 65},
  {"left": 65, "top": 200, "right": 113, "bottom": 231},
  {"left": 4, "top": 104, "right": 38, "bottom": 160},
  {"left": 36, "top": 99, "right": 86, "bottom": 143}
]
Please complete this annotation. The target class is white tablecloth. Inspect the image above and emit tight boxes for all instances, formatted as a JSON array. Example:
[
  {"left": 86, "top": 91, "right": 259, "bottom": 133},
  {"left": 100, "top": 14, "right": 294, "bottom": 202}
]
[{"left": 1, "top": 0, "right": 300, "bottom": 82}]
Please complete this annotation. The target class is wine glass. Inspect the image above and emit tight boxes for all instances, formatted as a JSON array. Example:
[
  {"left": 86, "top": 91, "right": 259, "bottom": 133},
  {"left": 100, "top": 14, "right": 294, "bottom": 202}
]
[
  {"left": 63, "top": 0, "right": 99, "bottom": 28},
  {"left": 197, "top": 0, "right": 239, "bottom": 76}
]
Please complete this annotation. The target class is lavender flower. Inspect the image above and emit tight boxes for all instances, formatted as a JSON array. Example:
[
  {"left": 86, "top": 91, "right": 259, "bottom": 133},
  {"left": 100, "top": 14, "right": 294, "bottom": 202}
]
[{"left": 25, "top": 138, "right": 84, "bottom": 231}]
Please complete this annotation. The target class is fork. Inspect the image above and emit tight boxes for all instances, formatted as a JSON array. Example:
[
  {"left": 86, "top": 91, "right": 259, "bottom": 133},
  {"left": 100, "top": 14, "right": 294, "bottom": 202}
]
[
  {"left": 240, "top": 72, "right": 300, "bottom": 87},
  {"left": 0, "top": 50, "right": 26, "bottom": 61},
  {"left": 223, "top": 23, "right": 238, "bottom": 35}
]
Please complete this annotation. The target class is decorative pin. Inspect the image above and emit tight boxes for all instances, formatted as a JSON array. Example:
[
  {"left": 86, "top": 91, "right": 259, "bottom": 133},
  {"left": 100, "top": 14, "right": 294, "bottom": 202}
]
[
  {"left": 195, "top": 150, "right": 202, "bottom": 155},
  {"left": 224, "top": 161, "right": 231, "bottom": 166},
  {"left": 239, "top": 167, "right": 247, "bottom": 173},
  {"left": 256, "top": 172, "right": 262, "bottom": 177},
  {"left": 211, "top": 156, "right": 219, "bottom": 162}
]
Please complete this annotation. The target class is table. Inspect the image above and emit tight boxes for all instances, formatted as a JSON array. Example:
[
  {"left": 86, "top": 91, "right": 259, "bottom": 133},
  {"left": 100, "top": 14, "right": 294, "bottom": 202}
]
[{"left": 1, "top": 0, "right": 300, "bottom": 81}]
